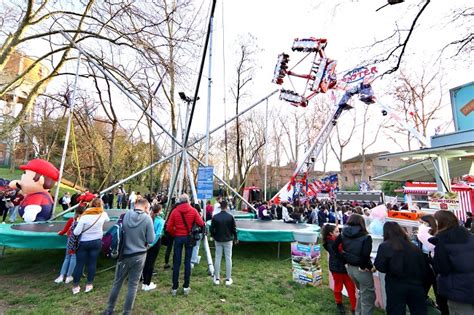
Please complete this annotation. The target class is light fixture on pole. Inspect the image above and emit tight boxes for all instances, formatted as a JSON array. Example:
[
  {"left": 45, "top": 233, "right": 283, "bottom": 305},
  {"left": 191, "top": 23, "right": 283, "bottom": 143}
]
[{"left": 179, "top": 92, "right": 199, "bottom": 104}]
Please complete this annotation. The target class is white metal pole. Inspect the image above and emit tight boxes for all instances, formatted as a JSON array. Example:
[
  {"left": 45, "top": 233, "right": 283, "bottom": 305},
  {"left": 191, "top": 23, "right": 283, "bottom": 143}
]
[
  {"left": 177, "top": 101, "right": 185, "bottom": 195},
  {"left": 184, "top": 152, "right": 198, "bottom": 201},
  {"left": 187, "top": 90, "right": 279, "bottom": 148},
  {"left": 205, "top": 15, "right": 213, "bottom": 166},
  {"left": 53, "top": 53, "right": 81, "bottom": 211},
  {"left": 188, "top": 152, "right": 258, "bottom": 213},
  {"left": 264, "top": 98, "right": 268, "bottom": 201},
  {"left": 60, "top": 31, "right": 182, "bottom": 147},
  {"left": 51, "top": 149, "right": 183, "bottom": 220}
]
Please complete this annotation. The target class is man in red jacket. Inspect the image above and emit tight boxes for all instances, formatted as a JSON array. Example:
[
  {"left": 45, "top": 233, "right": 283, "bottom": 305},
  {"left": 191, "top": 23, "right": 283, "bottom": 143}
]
[{"left": 166, "top": 194, "right": 204, "bottom": 296}]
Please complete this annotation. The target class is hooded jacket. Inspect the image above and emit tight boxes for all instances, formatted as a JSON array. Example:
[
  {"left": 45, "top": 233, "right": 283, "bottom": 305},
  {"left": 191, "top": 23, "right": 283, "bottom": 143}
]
[
  {"left": 429, "top": 226, "right": 474, "bottom": 304},
  {"left": 334, "top": 225, "right": 373, "bottom": 270},
  {"left": 122, "top": 209, "right": 154, "bottom": 257}
]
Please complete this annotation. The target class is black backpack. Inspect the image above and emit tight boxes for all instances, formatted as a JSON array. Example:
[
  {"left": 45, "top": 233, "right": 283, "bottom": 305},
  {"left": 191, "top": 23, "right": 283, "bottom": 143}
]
[
  {"left": 102, "top": 214, "right": 125, "bottom": 259},
  {"left": 180, "top": 212, "right": 201, "bottom": 247}
]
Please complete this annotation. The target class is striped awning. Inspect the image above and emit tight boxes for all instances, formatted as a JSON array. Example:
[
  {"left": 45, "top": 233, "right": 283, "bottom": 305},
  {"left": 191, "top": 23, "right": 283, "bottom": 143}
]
[
  {"left": 456, "top": 190, "right": 474, "bottom": 221},
  {"left": 404, "top": 187, "right": 438, "bottom": 194}
]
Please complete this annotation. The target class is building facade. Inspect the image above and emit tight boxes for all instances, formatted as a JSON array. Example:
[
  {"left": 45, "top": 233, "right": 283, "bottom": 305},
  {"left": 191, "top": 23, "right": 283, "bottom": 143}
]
[
  {"left": 340, "top": 151, "right": 407, "bottom": 190},
  {"left": 0, "top": 51, "right": 48, "bottom": 166}
]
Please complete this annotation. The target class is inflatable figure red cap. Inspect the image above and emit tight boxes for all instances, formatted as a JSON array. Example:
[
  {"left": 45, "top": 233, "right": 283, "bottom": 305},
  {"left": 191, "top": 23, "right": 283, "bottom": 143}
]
[{"left": 20, "top": 159, "right": 60, "bottom": 182}]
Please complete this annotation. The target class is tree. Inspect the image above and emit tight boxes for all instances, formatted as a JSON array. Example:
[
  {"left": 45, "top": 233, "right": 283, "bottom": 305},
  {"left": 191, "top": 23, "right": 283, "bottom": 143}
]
[
  {"left": 0, "top": 0, "right": 95, "bottom": 136},
  {"left": 367, "top": 1, "right": 472, "bottom": 76},
  {"left": 384, "top": 69, "right": 445, "bottom": 150},
  {"left": 330, "top": 106, "right": 357, "bottom": 175},
  {"left": 381, "top": 181, "right": 403, "bottom": 197},
  {"left": 1, "top": 0, "right": 206, "bottom": 195},
  {"left": 360, "top": 106, "right": 383, "bottom": 183},
  {"left": 230, "top": 34, "right": 260, "bottom": 193}
]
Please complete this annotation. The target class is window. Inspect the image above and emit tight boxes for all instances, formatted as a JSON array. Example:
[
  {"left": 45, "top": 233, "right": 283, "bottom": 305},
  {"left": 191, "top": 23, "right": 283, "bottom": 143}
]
[{"left": 344, "top": 176, "right": 348, "bottom": 182}]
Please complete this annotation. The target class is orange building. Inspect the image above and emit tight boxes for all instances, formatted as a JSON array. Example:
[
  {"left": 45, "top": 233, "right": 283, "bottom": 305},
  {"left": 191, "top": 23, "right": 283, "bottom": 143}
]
[{"left": 1, "top": 50, "right": 48, "bottom": 166}]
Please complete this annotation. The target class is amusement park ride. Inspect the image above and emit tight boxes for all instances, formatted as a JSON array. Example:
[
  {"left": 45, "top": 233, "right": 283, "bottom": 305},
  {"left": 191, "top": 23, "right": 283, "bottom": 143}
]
[{"left": 270, "top": 37, "right": 430, "bottom": 204}]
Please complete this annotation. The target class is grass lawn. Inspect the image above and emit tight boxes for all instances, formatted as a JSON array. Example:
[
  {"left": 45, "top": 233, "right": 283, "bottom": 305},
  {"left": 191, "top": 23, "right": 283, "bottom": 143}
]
[
  {"left": 0, "top": 241, "right": 384, "bottom": 314},
  {"left": 0, "top": 167, "right": 23, "bottom": 180}
]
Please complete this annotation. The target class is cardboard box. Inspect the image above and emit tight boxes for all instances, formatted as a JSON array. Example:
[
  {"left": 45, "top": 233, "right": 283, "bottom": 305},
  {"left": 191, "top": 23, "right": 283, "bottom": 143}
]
[{"left": 291, "top": 242, "right": 322, "bottom": 286}]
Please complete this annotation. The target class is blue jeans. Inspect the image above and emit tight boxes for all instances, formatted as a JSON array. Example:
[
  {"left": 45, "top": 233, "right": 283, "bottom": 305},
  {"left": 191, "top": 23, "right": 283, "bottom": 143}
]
[
  {"left": 8, "top": 206, "right": 18, "bottom": 222},
  {"left": 60, "top": 250, "right": 77, "bottom": 277},
  {"left": 117, "top": 195, "right": 123, "bottom": 209},
  {"left": 73, "top": 239, "right": 102, "bottom": 286},
  {"left": 172, "top": 236, "right": 193, "bottom": 290},
  {"left": 191, "top": 234, "right": 202, "bottom": 264}
]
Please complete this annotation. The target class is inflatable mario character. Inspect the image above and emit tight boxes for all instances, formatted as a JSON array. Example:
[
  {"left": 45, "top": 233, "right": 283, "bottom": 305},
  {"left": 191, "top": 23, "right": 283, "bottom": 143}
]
[{"left": 9, "top": 159, "right": 59, "bottom": 222}]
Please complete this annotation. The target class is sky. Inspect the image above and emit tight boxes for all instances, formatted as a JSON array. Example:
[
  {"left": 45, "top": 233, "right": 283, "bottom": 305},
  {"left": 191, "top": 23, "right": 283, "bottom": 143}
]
[
  {"left": 185, "top": 0, "right": 473, "bottom": 172},
  {"left": 14, "top": 0, "right": 472, "bottom": 174}
]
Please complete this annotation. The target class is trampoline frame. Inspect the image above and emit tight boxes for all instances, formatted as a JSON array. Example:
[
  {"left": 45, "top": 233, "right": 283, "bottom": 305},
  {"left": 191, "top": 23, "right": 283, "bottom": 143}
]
[
  {"left": 207, "top": 219, "right": 319, "bottom": 258},
  {"left": 0, "top": 221, "right": 117, "bottom": 252}
]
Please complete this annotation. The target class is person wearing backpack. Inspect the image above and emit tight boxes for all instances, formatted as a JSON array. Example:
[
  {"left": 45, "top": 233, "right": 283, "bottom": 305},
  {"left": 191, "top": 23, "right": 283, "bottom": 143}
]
[
  {"left": 166, "top": 194, "right": 204, "bottom": 296},
  {"left": 104, "top": 198, "right": 154, "bottom": 315},
  {"left": 374, "top": 222, "right": 428, "bottom": 314}
]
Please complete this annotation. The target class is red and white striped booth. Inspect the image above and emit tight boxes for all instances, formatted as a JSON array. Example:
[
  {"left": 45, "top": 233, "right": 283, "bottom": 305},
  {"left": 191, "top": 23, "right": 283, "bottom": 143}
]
[{"left": 404, "top": 181, "right": 474, "bottom": 222}]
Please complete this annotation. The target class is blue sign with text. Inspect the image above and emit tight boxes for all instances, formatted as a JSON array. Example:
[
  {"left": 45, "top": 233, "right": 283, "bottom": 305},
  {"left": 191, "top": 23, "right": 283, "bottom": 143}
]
[
  {"left": 450, "top": 81, "right": 474, "bottom": 131},
  {"left": 197, "top": 166, "right": 214, "bottom": 199}
]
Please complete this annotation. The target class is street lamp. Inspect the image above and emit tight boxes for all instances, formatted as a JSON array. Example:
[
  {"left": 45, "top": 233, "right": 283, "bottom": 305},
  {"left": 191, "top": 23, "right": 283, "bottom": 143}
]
[{"left": 179, "top": 92, "right": 200, "bottom": 104}]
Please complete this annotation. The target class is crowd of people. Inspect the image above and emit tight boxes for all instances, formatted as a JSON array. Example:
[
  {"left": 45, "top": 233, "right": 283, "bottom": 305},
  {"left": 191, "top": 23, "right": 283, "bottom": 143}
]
[
  {"left": 20, "top": 185, "right": 468, "bottom": 315},
  {"left": 244, "top": 197, "right": 474, "bottom": 315},
  {"left": 0, "top": 188, "right": 23, "bottom": 223},
  {"left": 52, "top": 192, "right": 238, "bottom": 314},
  {"left": 319, "top": 209, "right": 474, "bottom": 315}
]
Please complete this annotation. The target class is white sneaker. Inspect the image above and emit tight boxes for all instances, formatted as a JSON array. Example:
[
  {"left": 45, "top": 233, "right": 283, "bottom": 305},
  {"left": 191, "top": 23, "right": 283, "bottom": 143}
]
[
  {"left": 183, "top": 287, "right": 191, "bottom": 296},
  {"left": 171, "top": 289, "right": 178, "bottom": 296},
  {"left": 225, "top": 278, "right": 233, "bottom": 286},
  {"left": 213, "top": 278, "right": 220, "bottom": 285},
  {"left": 65, "top": 276, "right": 73, "bottom": 284},
  {"left": 72, "top": 286, "right": 80, "bottom": 295},
  {"left": 84, "top": 284, "right": 93, "bottom": 293},
  {"left": 143, "top": 282, "right": 157, "bottom": 291},
  {"left": 54, "top": 275, "right": 64, "bottom": 284}
]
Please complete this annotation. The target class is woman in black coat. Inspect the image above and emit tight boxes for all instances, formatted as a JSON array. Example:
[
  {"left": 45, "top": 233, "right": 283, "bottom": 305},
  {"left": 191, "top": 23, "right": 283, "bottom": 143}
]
[
  {"left": 374, "top": 222, "right": 428, "bottom": 314},
  {"left": 429, "top": 210, "right": 474, "bottom": 314}
]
